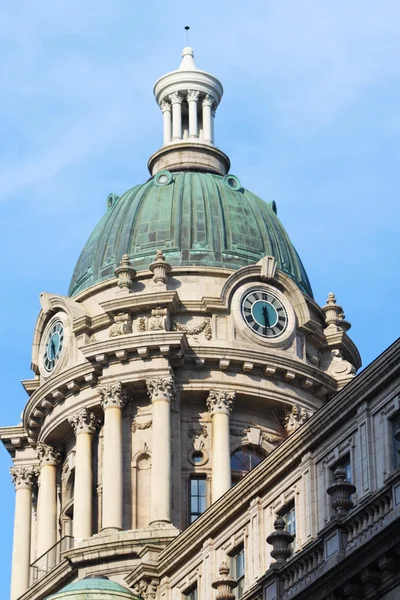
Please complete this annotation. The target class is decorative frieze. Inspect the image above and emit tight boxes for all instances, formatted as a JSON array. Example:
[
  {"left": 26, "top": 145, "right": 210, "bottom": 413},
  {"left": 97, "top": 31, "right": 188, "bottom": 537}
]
[
  {"left": 188, "top": 425, "right": 208, "bottom": 439},
  {"left": 109, "top": 312, "right": 132, "bottom": 337},
  {"left": 134, "top": 579, "right": 159, "bottom": 600},
  {"left": 10, "top": 466, "right": 38, "bottom": 490},
  {"left": 137, "top": 307, "right": 170, "bottom": 332},
  {"left": 284, "top": 404, "right": 313, "bottom": 435},
  {"left": 98, "top": 382, "right": 129, "bottom": 410},
  {"left": 131, "top": 419, "right": 152, "bottom": 433},
  {"left": 173, "top": 316, "right": 212, "bottom": 340},
  {"left": 207, "top": 390, "right": 235, "bottom": 415},
  {"left": 115, "top": 254, "right": 136, "bottom": 290},
  {"left": 68, "top": 407, "right": 100, "bottom": 435},
  {"left": 146, "top": 376, "right": 175, "bottom": 403},
  {"left": 149, "top": 250, "right": 171, "bottom": 285},
  {"left": 36, "top": 443, "right": 61, "bottom": 467}
]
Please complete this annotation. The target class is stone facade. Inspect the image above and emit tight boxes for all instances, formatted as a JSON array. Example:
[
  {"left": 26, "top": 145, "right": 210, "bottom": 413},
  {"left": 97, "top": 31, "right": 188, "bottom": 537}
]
[{"left": 1, "top": 46, "right": 399, "bottom": 600}]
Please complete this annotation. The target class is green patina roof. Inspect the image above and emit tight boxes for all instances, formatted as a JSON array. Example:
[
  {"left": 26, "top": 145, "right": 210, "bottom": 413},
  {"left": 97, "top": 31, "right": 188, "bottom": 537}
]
[
  {"left": 48, "top": 577, "right": 139, "bottom": 597},
  {"left": 69, "top": 171, "right": 313, "bottom": 297}
]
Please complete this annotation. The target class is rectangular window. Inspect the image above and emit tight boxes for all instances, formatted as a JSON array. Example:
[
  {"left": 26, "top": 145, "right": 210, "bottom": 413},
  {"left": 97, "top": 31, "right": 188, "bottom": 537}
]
[
  {"left": 392, "top": 419, "right": 400, "bottom": 470},
  {"left": 183, "top": 584, "right": 198, "bottom": 600},
  {"left": 230, "top": 546, "right": 245, "bottom": 598},
  {"left": 278, "top": 499, "right": 296, "bottom": 543},
  {"left": 189, "top": 477, "right": 206, "bottom": 523}
]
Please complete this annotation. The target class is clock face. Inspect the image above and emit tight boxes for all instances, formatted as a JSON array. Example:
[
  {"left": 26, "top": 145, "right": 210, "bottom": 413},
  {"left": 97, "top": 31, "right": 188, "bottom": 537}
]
[
  {"left": 43, "top": 321, "right": 64, "bottom": 372},
  {"left": 241, "top": 289, "right": 288, "bottom": 338}
]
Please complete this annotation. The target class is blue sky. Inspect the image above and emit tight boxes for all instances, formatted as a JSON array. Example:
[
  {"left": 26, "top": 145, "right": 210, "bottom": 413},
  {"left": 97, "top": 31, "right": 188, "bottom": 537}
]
[{"left": 0, "top": 1, "right": 399, "bottom": 596}]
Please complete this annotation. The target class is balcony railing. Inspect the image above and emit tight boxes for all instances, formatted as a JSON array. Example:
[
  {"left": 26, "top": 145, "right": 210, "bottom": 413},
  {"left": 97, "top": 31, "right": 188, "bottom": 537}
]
[{"left": 29, "top": 536, "right": 74, "bottom": 587}]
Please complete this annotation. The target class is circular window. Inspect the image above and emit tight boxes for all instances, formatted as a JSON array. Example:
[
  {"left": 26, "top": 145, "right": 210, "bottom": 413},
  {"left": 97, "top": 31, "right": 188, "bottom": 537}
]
[
  {"left": 188, "top": 449, "right": 208, "bottom": 466},
  {"left": 223, "top": 174, "right": 241, "bottom": 190},
  {"left": 154, "top": 170, "right": 172, "bottom": 187}
]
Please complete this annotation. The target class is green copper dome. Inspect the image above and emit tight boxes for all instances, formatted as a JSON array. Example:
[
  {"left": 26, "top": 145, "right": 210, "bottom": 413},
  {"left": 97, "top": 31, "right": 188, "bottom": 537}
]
[
  {"left": 46, "top": 577, "right": 140, "bottom": 599},
  {"left": 69, "top": 171, "right": 312, "bottom": 297}
]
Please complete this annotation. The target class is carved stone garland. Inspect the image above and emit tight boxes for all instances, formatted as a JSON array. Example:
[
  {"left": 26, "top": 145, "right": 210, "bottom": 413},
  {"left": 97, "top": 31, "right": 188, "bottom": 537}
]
[{"left": 173, "top": 316, "right": 212, "bottom": 340}]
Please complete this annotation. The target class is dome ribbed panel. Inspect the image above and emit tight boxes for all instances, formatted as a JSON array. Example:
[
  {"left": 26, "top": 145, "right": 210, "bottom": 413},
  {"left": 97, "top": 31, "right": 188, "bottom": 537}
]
[{"left": 68, "top": 172, "right": 313, "bottom": 297}]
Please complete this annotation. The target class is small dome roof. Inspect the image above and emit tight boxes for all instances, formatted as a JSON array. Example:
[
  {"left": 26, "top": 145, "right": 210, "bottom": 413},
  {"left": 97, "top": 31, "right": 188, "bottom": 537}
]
[
  {"left": 47, "top": 577, "right": 140, "bottom": 599},
  {"left": 69, "top": 171, "right": 312, "bottom": 298}
]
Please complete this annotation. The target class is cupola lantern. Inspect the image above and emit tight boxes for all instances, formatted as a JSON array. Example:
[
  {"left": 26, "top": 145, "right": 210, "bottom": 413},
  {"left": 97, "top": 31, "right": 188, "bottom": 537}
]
[{"left": 148, "top": 47, "right": 230, "bottom": 176}]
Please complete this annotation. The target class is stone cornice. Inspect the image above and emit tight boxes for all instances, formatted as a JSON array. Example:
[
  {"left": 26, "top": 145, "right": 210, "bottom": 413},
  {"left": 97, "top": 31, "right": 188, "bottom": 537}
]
[
  {"left": 23, "top": 363, "right": 99, "bottom": 442},
  {"left": 100, "top": 291, "right": 180, "bottom": 317},
  {"left": 0, "top": 425, "right": 29, "bottom": 457},
  {"left": 153, "top": 339, "right": 400, "bottom": 574}
]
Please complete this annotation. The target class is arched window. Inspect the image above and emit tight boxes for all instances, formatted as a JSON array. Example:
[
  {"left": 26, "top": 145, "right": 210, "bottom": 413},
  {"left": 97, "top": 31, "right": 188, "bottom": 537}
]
[{"left": 231, "top": 445, "right": 266, "bottom": 483}]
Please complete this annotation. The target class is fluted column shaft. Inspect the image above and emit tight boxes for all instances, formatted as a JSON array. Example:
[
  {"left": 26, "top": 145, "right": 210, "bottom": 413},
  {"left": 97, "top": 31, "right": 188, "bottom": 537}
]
[
  {"left": 10, "top": 467, "right": 37, "bottom": 600},
  {"left": 202, "top": 95, "right": 215, "bottom": 144},
  {"left": 207, "top": 390, "right": 235, "bottom": 502},
  {"left": 99, "top": 382, "right": 127, "bottom": 531},
  {"left": 36, "top": 444, "right": 60, "bottom": 560},
  {"left": 147, "top": 376, "right": 175, "bottom": 524},
  {"left": 187, "top": 90, "right": 199, "bottom": 139},
  {"left": 68, "top": 408, "right": 99, "bottom": 540},
  {"left": 161, "top": 100, "right": 172, "bottom": 145},
  {"left": 170, "top": 93, "right": 183, "bottom": 142}
]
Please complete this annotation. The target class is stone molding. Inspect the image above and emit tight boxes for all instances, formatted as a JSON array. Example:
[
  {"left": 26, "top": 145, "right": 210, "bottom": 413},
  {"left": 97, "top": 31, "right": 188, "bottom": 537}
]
[
  {"left": 146, "top": 376, "right": 175, "bottom": 404},
  {"left": 169, "top": 92, "right": 183, "bottom": 105},
  {"left": 10, "top": 466, "right": 38, "bottom": 490},
  {"left": 187, "top": 90, "right": 200, "bottom": 102},
  {"left": 203, "top": 93, "right": 215, "bottom": 108},
  {"left": 68, "top": 407, "right": 100, "bottom": 435},
  {"left": 134, "top": 578, "right": 159, "bottom": 600},
  {"left": 37, "top": 443, "right": 61, "bottom": 467},
  {"left": 160, "top": 100, "right": 171, "bottom": 113},
  {"left": 206, "top": 390, "right": 235, "bottom": 415},
  {"left": 98, "top": 381, "right": 129, "bottom": 410}
]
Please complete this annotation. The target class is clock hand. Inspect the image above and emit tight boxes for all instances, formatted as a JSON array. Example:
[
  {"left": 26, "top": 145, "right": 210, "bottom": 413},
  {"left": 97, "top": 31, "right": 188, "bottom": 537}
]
[
  {"left": 51, "top": 339, "right": 56, "bottom": 360},
  {"left": 262, "top": 305, "right": 270, "bottom": 335}
]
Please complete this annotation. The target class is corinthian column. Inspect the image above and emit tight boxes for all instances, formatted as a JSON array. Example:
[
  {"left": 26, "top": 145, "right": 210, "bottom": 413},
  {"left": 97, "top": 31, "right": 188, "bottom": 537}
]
[
  {"left": 68, "top": 408, "right": 99, "bottom": 540},
  {"left": 207, "top": 390, "right": 235, "bottom": 502},
  {"left": 146, "top": 376, "right": 175, "bottom": 525},
  {"left": 10, "top": 466, "right": 37, "bottom": 600},
  {"left": 98, "top": 382, "right": 128, "bottom": 531},
  {"left": 36, "top": 444, "right": 61, "bottom": 560},
  {"left": 187, "top": 90, "right": 199, "bottom": 139},
  {"left": 202, "top": 94, "right": 215, "bottom": 144},
  {"left": 169, "top": 92, "right": 183, "bottom": 142},
  {"left": 161, "top": 100, "right": 172, "bottom": 145}
]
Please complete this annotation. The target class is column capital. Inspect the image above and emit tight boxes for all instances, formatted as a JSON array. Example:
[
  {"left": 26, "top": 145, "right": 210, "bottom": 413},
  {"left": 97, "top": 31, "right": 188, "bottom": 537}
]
[
  {"left": 10, "top": 466, "right": 38, "bottom": 490},
  {"left": 68, "top": 407, "right": 100, "bottom": 435},
  {"left": 146, "top": 376, "right": 175, "bottom": 403},
  {"left": 203, "top": 94, "right": 215, "bottom": 108},
  {"left": 169, "top": 92, "right": 183, "bottom": 105},
  {"left": 206, "top": 390, "right": 235, "bottom": 415},
  {"left": 187, "top": 90, "right": 200, "bottom": 102},
  {"left": 160, "top": 100, "right": 171, "bottom": 113},
  {"left": 36, "top": 443, "right": 61, "bottom": 467},
  {"left": 98, "top": 381, "right": 129, "bottom": 410}
]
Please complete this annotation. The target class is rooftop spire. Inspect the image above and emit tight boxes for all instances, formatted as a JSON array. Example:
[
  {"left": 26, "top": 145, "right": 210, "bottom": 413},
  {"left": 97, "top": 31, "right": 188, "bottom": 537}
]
[{"left": 148, "top": 46, "right": 230, "bottom": 177}]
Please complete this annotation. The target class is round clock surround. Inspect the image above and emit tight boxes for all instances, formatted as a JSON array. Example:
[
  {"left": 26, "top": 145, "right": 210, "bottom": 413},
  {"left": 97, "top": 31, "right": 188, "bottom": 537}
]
[
  {"left": 231, "top": 283, "right": 296, "bottom": 348},
  {"left": 40, "top": 314, "right": 68, "bottom": 377},
  {"left": 241, "top": 288, "right": 288, "bottom": 339}
]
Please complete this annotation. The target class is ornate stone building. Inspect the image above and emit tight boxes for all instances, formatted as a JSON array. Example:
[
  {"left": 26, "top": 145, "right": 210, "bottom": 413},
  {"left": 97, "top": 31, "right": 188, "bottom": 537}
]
[{"left": 1, "top": 47, "right": 400, "bottom": 600}]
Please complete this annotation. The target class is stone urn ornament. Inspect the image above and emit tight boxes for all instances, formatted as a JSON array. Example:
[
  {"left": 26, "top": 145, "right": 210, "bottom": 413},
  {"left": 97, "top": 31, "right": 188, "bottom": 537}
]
[
  {"left": 327, "top": 466, "right": 356, "bottom": 516},
  {"left": 212, "top": 562, "right": 237, "bottom": 600},
  {"left": 266, "top": 517, "right": 294, "bottom": 564}
]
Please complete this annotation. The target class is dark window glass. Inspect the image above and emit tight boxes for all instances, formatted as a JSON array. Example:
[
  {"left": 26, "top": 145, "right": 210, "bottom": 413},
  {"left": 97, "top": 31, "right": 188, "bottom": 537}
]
[
  {"left": 230, "top": 446, "right": 266, "bottom": 477},
  {"left": 184, "top": 585, "right": 198, "bottom": 600},
  {"left": 189, "top": 477, "right": 206, "bottom": 523},
  {"left": 230, "top": 547, "right": 245, "bottom": 598}
]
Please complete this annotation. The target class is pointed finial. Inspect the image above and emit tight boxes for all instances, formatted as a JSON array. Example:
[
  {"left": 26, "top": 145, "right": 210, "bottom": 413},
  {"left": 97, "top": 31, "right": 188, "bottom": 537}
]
[{"left": 185, "top": 25, "right": 190, "bottom": 46}]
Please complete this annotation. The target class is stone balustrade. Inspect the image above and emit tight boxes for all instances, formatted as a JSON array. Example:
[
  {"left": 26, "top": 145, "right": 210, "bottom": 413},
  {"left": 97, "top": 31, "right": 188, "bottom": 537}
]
[{"left": 281, "top": 540, "right": 324, "bottom": 597}]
